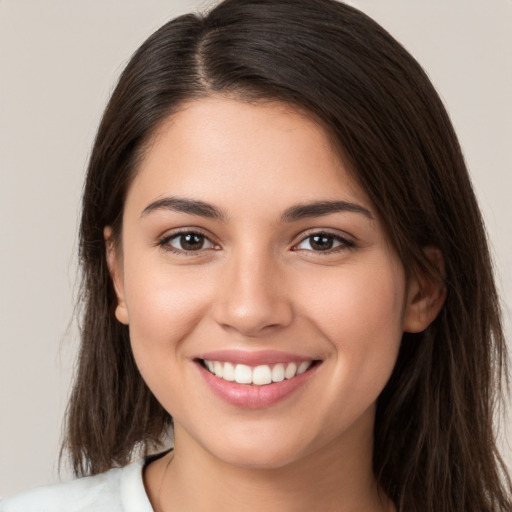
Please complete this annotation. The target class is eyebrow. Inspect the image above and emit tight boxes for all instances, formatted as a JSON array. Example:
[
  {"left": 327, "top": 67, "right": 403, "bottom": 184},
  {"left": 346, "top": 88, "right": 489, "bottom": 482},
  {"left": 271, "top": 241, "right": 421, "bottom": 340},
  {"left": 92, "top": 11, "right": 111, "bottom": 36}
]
[
  {"left": 280, "top": 200, "right": 373, "bottom": 222},
  {"left": 140, "top": 197, "right": 373, "bottom": 222},
  {"left": 141, "top": 197, "right": 226, "bottom": 221}
]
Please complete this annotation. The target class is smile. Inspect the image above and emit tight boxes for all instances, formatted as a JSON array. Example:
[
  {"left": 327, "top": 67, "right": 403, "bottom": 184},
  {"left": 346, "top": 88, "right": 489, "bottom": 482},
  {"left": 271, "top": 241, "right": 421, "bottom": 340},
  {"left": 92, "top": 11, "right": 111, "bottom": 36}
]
[
  {"left": 195, "top": 350, "right": 321, "bottom": 408},
  {"left": 202, "top": 360, "right": 314, "bottom": 386}
]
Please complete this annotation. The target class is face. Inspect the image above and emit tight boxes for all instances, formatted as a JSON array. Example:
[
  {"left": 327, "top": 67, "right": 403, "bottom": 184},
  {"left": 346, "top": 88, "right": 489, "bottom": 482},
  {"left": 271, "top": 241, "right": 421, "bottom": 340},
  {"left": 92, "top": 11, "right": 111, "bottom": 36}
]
[{"left": 108, "top": 97, "right": 425, "bottom": 470}]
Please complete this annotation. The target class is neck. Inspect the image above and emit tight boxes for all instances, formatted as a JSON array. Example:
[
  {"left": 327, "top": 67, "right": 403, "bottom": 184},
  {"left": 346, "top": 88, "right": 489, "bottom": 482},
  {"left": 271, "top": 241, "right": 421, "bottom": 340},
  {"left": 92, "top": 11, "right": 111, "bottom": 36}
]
[{"left": 146, "top": 410, "right": 394, "bottom": 512}]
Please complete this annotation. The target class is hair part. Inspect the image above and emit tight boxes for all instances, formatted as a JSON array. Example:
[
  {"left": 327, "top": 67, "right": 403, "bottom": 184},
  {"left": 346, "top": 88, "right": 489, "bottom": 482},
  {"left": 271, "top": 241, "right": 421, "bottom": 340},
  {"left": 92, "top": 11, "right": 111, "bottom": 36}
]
[{"left": 63, "top": 1, "right": 511, "bottom": 510}]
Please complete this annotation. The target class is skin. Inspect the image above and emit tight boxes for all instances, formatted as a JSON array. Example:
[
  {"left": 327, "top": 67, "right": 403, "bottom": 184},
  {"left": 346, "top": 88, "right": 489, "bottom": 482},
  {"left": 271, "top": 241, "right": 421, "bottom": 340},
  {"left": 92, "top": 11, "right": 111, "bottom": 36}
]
[{"left": 106, "top": 97, "right": 444, "bottom": 512}]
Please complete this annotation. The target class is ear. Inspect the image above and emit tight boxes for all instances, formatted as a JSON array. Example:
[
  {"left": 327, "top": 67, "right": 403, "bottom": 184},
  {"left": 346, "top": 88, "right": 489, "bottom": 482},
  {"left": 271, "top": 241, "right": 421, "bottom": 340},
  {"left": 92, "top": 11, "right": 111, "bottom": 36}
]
[
  {"left": 104, "top": 226, "right": 129, "bottom": 325},
  {"left": 403, "top": 247, "right": 446, "bottom": 333}
]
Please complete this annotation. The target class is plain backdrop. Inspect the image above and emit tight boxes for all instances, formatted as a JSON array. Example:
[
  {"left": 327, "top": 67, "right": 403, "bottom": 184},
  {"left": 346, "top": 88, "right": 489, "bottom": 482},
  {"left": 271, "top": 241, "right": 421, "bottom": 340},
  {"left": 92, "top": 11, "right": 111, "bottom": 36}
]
[{"left": 1, "top": 0, "right": 511, "bottom": 497}]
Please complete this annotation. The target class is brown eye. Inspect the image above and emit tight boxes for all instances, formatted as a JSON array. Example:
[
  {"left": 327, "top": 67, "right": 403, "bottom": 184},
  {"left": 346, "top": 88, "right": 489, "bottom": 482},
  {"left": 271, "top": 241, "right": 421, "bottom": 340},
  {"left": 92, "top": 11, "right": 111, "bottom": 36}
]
[
  {"left": 167, "top": 232, "right": 215, "bottom": 252},
  {"left": 294, "top": 232, "right": 352, "bottom": 252},
  {"left": 309, "top": 234, "right": 334, "bottom": 251}
]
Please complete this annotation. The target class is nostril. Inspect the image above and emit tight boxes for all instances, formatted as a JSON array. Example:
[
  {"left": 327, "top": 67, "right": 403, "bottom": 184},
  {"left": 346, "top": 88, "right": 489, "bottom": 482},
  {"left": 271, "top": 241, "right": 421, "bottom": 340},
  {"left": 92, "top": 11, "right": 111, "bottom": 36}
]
[{"left": 213, "top": 301, "right": 294, "bottom": 337}]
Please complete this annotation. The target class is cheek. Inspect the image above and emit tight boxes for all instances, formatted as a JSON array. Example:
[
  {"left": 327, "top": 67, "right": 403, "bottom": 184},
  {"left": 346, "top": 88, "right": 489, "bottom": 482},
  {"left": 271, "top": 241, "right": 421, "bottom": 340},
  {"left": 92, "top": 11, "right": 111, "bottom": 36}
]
[
  {"left": 123, "top": 260, "right": 214, "bottom": 374},
  {"left": 298, "top": 257, "right": 406, "bottom": 389},
  {"left": 304, "top": 256, "right": 404, "bottom": 330}
]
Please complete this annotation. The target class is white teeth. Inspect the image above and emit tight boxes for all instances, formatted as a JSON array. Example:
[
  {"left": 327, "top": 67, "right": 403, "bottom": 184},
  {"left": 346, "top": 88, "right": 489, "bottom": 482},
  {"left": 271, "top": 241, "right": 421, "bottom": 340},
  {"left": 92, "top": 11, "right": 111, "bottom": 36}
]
[
  {"left": 234, "top": 364, "right": 253, "bottom": 384},
  {"left": 213, "top": 361, "right": 224, "bottom": 378},
  {"left": 284, "top": 362, "right": 297, "bottom": 379},
  {"left": 271, "top": 363, "right": 285, "bottom": 382},
  {"left": 297, "top": 361, "right": 312, "bottom": 375},
  {"left": 204, "top": 359, "right": 314, "bottom": 385},
  {"left": 223, "top": 362, "right": 235, "bottom": 381},
  {"left": 253, "top": 365, "right": 272, "bottom": 385}
]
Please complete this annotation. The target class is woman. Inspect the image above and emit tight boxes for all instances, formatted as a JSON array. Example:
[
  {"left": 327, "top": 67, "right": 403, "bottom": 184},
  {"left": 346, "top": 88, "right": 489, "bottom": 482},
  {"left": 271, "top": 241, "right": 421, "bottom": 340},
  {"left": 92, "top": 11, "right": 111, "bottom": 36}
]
[{"left": 2, "top": 0, "right": 510, "bottom": 511}]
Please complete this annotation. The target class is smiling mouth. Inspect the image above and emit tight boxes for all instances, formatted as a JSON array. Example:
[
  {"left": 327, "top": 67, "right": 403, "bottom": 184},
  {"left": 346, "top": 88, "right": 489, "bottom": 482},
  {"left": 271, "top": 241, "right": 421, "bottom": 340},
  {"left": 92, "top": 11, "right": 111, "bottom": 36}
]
[{"left": 198, "top": 359, "right": 319, "bottom": 386}]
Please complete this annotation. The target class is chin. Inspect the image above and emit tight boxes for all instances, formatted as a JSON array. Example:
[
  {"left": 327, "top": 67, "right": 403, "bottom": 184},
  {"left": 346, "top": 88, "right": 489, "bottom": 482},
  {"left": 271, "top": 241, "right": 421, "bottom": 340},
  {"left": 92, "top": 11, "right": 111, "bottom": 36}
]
[
  {"left": 216, "top": 445, "right": 304, "bottom": 470},
  {"left": 202, "top": 426, "right": 313, "bottom": 471}
]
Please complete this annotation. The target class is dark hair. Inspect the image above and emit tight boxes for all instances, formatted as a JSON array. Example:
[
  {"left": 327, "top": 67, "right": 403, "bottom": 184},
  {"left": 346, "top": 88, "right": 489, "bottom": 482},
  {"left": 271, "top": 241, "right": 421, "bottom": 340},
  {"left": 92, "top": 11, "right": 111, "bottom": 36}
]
[{"left": 63, "top": 1, "right": 511, "bottom": 510}]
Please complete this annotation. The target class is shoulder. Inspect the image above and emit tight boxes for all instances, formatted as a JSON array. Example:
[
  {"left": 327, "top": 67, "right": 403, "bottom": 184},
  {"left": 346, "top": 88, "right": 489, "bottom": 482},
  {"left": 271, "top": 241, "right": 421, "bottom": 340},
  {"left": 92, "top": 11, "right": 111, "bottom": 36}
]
[{"left": 0, "top": 459, "right": 153, "bottom": 512}]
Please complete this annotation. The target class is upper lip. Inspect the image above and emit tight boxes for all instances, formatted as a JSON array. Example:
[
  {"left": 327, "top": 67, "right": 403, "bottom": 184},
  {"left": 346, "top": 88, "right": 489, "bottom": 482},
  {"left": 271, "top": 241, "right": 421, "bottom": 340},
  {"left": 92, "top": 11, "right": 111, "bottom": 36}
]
[{"left": 195, "top": 349, "right": 318, "bottom": 366}]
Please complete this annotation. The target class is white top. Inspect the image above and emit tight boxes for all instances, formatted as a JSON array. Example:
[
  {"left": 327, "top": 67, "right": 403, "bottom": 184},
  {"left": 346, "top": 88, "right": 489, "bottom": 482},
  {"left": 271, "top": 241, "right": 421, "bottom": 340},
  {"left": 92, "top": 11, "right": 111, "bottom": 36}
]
[{"left": 0, "top": 458, "right": 154, "bottom": 512}]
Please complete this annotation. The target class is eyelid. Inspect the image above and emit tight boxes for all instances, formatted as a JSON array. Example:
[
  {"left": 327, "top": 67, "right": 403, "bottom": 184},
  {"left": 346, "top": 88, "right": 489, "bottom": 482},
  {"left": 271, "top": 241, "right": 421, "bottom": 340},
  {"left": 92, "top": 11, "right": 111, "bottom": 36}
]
[
  {"left": 291, "top": 229, "right": 356, "bottom": 252},
  {"left": 157, "top": 227, "right": 220, "bottom": 254},
  {"left": 156, "top": 227, "right": 356, "bottom": 256}
]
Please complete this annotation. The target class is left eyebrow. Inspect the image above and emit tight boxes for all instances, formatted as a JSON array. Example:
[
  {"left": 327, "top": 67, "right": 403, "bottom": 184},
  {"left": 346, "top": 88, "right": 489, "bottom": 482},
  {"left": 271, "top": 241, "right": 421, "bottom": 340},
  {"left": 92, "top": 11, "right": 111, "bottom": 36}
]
[
  {"left": 280, "top": 200, "right": 373, "bottom": 222},
  {"left": 140, "top": 197, "right": 226, "bottom": 221}
]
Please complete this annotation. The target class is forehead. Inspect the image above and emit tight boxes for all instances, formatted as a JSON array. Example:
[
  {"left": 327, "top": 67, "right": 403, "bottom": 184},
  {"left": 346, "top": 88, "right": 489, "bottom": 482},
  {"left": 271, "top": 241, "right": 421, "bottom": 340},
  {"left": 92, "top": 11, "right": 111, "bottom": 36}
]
[{"left": 125, "top": 96, "right": 372, "bottom": 218}]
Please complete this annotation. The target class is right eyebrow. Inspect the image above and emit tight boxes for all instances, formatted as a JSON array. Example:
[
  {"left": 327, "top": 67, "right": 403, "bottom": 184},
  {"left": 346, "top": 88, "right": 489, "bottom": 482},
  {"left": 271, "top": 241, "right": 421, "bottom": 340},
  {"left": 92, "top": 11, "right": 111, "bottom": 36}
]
[
  {"left": 140, "top": 197, "right": 227, "bottom": 221},
  {"left": 280, "top": 200, "right": 373, "bottom": 222}
]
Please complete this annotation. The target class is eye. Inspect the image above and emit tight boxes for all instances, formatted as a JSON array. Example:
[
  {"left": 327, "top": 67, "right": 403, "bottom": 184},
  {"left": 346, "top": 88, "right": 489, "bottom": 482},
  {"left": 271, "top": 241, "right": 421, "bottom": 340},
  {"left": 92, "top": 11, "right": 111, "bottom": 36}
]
[
  {"left": 161, "top": 231, "right": 217, "bottom": 253},
  {"left": 293, "top": 232, "right": 353, "bottom": 252}
]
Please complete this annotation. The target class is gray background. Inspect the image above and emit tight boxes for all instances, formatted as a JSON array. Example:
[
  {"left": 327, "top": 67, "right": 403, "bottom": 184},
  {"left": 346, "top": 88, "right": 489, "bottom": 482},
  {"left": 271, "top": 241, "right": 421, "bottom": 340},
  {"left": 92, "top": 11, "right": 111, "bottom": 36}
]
[{"left": 1, "top": 0, "right": 511, "bottom": 497}]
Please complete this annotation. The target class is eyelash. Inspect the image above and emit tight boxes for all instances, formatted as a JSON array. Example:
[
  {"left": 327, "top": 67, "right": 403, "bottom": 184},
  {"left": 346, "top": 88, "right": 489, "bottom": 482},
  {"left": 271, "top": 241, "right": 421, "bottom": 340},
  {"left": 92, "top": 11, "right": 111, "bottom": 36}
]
[
  {"left": 158, "top": 229, "right": 218, "bottom": 256},
  {"left": 292, "top": 231, "right": 355, "bottom": 253},
  {"left": 157, "top": 229, "right": 355, "bottom": 256}
]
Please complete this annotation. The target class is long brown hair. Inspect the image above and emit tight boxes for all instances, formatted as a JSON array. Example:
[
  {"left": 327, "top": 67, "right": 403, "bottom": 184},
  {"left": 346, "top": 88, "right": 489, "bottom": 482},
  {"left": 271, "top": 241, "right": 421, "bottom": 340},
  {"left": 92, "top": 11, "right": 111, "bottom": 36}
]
[{"left": 63, "top": 1, "right": 511, "bottom": 510}]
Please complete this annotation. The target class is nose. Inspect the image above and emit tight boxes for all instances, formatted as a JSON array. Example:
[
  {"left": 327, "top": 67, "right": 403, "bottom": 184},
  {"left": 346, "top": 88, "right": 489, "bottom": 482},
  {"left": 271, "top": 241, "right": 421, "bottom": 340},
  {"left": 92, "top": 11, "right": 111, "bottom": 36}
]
[{"left": 212, "top": 248, "right": 294, "bottom": 337}]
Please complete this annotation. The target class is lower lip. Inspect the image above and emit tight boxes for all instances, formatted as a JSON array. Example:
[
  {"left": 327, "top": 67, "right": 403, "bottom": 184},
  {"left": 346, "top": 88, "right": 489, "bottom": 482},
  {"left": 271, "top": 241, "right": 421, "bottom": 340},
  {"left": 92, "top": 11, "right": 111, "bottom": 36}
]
[{"left": 196, "top": 361, "right": 319, "bottom": 408}]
